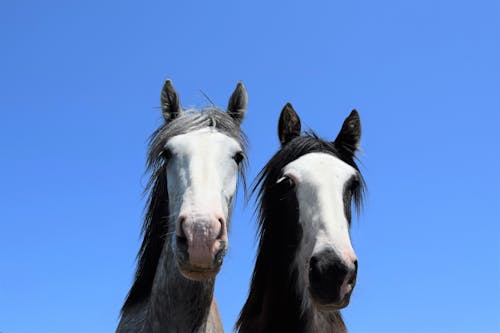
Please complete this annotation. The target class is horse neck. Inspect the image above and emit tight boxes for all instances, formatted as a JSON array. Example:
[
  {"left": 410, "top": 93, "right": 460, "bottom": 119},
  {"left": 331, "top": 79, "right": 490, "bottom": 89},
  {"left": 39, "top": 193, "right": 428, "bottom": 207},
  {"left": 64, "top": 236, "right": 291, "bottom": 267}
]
[
  {"left": 143, "top": 236, "right": 218, "bottom": 332},
  {"left": 237, "top": 207, "right": 305, "bottom": 332}
]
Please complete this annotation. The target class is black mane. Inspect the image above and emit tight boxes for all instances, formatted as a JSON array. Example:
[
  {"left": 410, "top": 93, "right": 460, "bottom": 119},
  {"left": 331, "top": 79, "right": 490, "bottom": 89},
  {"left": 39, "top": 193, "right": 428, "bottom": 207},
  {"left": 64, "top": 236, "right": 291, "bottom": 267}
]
[
  {"left": 121, "top": 108, "right": 247, "bottom": 312},
  {"left": 236, "top": 133, "right": 364, "bottom": 332}
]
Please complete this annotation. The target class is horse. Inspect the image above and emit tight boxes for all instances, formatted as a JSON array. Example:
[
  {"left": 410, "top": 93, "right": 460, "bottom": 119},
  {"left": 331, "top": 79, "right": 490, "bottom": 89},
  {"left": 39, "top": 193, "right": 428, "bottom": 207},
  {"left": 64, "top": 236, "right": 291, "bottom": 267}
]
[
  {"left": 117, "top": 79, "right": 248, "bottom": 333},
  {"left": 236, "top": 103, "right": 365, "bottom": 333}
]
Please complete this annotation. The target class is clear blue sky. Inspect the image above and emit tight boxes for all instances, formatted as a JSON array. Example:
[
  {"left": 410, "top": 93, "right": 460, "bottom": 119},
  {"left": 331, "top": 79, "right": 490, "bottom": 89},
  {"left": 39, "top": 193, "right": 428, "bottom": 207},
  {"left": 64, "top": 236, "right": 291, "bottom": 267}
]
[{"left": 1, "top": 1, "right": 499, "bottom": 332}]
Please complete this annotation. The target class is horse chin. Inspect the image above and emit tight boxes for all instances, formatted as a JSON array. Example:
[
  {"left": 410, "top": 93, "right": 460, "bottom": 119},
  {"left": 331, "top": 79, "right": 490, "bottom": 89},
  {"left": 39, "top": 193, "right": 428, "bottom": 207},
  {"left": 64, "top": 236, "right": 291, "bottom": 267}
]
[
  {"left": 310, "top": 290, "right": 352, "bottom": 312},
  {"left": 315, "top": 300, "right": 350, "bottom": 312},
  {"left": 178, "top": 263, "right": 222, "bottom": 281}
]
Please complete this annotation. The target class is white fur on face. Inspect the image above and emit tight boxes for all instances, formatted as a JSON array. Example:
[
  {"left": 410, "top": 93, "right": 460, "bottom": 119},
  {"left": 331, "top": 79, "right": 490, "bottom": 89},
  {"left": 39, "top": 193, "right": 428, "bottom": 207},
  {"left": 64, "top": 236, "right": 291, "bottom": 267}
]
[
  {"left": 164, "top": 128, "right": 242, "bottom": 239},
  {"left": 281, "top": 152, "right": 358, "bottom": 309}
]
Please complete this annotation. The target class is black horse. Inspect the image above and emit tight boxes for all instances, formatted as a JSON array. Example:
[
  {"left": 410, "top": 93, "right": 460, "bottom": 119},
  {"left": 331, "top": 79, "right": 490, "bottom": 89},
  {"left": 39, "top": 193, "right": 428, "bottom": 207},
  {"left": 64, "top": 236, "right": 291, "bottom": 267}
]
[{"left": 236, "top": 103, "right": 365, "bottom": 333}]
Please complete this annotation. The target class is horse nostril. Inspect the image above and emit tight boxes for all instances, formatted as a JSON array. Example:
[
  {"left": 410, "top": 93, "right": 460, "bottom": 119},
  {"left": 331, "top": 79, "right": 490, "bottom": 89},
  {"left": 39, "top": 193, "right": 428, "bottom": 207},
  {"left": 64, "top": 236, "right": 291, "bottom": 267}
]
[
  {"left": 216, "top": 218, "right": 225, "bottom": 240},
  {"left": 176, "top": 221, "right": 188, "bottom": 254},
  {"left": 310, "top": 255, "right": 319, "bottom": 266},
  {"left": 177, "top": 216, "right": 187, "bottom": 243},
  {"left": 309, "top": 255, "right": 321, "bottom": 279},
  {"left": 214, "top": 245, "right": 227, "bottom": 266},
  {"left": 176, "top": 235, "right": 187, "bottom": 247},
  {"left": 347, "top": 271, "right": 356, "bottom": 285},
  {"left": 348, "top": 260, "right": 358, "bottom": 285}
]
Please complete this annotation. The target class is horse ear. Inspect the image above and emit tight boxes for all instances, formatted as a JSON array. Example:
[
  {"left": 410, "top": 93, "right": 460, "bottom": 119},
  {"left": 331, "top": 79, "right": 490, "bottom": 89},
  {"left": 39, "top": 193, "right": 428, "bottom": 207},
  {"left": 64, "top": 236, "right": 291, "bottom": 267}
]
[
  {"left": 160, "top": 79, "right": 182, "bottom": 122},
  {"left": 278, "top": 103, "right": 301, "bottom": 146},
  {"left": 334, "top": 110, "right": 361, "bottom": 155},
  {"left": 227, "top": 82, "right": 248, "bottom": 125}
]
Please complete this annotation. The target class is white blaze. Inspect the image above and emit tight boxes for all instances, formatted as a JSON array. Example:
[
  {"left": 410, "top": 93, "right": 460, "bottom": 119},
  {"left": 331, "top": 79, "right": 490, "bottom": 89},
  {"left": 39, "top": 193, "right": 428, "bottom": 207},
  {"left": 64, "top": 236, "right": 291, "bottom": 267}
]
[
  {"left": 282, "top": 152, "right": 358, "bottom": 267},
  {"left": 164, "top": 128, "right": 242, "bottom": 237}
]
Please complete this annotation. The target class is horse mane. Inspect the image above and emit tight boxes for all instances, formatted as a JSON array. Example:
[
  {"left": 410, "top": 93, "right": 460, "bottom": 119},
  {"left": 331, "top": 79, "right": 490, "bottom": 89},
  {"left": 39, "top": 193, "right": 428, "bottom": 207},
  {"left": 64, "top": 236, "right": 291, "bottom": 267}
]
[
  {"left": 236, "top": 132, "right": 364, "bottom": 332},
  {"left": 121, "top": 108, "right": 247, "bottom": 313}
]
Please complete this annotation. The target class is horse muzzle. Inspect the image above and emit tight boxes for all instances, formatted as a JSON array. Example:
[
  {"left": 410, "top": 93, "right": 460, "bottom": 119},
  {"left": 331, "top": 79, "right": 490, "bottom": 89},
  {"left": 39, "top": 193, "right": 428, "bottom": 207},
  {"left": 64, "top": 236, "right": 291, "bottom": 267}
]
[
  {"left": 308, "top": 248, "right": 358, "bottom": 310},
  {"left": 175, "top": 212, "right": 228, "bottom": 281}
]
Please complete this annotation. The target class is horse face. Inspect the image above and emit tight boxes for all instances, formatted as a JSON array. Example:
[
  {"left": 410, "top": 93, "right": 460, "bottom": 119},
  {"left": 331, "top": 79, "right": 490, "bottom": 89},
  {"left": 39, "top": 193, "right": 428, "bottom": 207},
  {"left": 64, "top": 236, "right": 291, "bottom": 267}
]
[
  {"left": 281, "top": 152, "right": 359, "bottom": 310},
  {"left": 165, "top": 128, "right": 243, "bottom": 280},
  {"left": 157, "top": 80, "right": 247, "bottom": 281}
]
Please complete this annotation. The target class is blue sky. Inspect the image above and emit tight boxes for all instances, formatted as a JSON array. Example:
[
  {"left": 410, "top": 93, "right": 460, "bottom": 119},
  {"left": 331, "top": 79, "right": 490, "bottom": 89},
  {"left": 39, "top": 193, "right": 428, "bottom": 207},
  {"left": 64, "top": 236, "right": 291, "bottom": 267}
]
[{"left": 1, "top": 1, "right": 499, "bottom": 332}]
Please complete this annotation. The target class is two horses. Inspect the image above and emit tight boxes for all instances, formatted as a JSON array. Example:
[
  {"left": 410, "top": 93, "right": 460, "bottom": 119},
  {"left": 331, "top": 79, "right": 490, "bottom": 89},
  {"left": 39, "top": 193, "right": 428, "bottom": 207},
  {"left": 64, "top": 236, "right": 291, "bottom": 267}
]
[{"left": 117, "top": 80, "right": 364, "bottom": 333}]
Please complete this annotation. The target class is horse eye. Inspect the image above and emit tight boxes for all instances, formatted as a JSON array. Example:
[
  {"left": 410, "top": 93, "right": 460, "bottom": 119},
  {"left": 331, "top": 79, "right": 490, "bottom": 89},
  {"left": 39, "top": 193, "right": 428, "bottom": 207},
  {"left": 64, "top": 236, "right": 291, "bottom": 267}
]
[
  {"left": 276, "top": 176, "right": 295, "bottom": 192},
  {"left": 233, "top": 152, "right": 244, "bottom": 165},
  {"left": 160, "top": 148, "right": 172, "bottom": 160}
]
